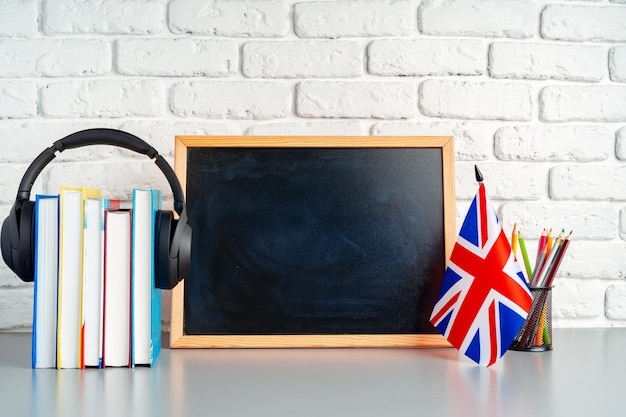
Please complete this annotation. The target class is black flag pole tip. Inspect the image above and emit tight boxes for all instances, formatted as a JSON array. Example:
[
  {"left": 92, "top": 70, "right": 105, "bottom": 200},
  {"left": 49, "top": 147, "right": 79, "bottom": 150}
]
[{"left": 474, "top": 165, "right": 484, "bottom": 183}]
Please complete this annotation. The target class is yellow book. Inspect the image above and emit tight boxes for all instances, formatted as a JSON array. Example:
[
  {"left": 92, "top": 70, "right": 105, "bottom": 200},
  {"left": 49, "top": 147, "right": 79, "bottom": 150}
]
[{"left": 57, "top": 186, "right": 101, "bottom": 369}]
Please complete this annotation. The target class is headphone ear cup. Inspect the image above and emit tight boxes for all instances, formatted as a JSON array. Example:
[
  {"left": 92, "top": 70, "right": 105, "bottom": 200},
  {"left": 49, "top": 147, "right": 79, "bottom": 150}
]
[
  {"left": 154, "top": 210, "right": 192, "bottom": 290},
  {"left": 1, "top": 209, "right": 18, "bottom": 276},
  {"left": 1, "top": 201, "right": 35, "bottom": 282},
  {"left": 154, "top": 210, "right": 177, "bottom": 290},
  {"left": 174, "top": 218, "right": 192, "bottom": 281}
]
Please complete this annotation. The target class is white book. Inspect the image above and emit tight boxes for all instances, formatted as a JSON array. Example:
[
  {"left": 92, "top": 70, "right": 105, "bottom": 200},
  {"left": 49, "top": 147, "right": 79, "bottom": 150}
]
[
  {"left": 83, "top": 198, "right": 120, "bottom": 368},
  {"left": 103, "top": 209, "right": 132, "bottom": 367},
  {"left": 82, "top": 198, "right": 102, "bottom": 367},
  {"left": 32, "top": 195, "right": 59, "bottom": 369}
]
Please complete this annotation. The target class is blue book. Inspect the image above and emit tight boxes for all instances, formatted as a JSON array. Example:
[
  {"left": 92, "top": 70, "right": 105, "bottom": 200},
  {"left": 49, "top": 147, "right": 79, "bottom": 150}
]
[
  {"left": 32, "top": 195, "right": 59, "bottom": 369},
  {"left": 131, "top": 188, "right": 162, "bottom": 367}
]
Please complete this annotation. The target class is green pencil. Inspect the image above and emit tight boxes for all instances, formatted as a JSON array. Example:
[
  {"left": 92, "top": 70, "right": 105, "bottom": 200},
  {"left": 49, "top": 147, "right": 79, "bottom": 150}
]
[{"left": 518, "top": 233, "right": 533, "bottom": 282}]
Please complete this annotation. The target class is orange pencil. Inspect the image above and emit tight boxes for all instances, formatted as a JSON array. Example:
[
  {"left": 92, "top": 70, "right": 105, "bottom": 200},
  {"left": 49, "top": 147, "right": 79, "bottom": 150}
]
[
  {"left": 511, "top": 223, "right": 518, "bottom": 258},
  {"left": 546, "top": 228, "right": 553, "bottom": 255}
]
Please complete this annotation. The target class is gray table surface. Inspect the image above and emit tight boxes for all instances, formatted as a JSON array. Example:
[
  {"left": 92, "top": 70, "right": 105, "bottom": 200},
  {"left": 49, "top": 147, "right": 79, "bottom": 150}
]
[{"left": 0, "top": 328, "right": 624, "bottom": 417}]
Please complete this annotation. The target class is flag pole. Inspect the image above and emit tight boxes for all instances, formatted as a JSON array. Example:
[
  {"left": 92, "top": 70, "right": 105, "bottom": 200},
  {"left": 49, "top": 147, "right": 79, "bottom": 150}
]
[{"left": 474, "top": 165, "right": 483, "bottom": 183}]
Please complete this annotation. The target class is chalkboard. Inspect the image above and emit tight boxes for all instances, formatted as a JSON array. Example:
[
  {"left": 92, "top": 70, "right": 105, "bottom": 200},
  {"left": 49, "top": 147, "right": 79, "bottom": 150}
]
[{"left": 170, "top": 136, "right": 455, "bottom": 348}]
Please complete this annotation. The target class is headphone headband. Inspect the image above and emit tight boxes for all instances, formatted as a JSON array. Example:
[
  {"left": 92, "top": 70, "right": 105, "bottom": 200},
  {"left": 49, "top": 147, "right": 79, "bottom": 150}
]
[
  {"left": 2, "top": 128, "right": 191, "bottom": 289},
  {"left": 17, "top": 128, "right": 185, "bottom": 214}
]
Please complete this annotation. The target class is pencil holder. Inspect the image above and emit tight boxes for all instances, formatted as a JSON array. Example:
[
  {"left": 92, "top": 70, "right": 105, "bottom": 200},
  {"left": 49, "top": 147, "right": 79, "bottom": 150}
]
[{"left": 510, "top": 287, "right": 553, "bottom": 352}]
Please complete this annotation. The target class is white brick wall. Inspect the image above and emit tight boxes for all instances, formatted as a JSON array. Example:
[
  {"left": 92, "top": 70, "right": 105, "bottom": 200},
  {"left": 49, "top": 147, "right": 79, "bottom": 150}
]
[
  {"left": 368, "top": 39, "right": 485, "bottom": 76},
  {"left": 294, "top": 1, "right": 414, "bottom": 38},
  {"left": 610, "top": 47, "right": 626, "bottom": 82},
  {"left": 117, "top": 39, "right": 238, "bottom": 77},
  {"left": 419, "top": 0, "right": 539, "bottom": 38},
  {"left": 243, "top": 41, "right": 363, "bottom": 78},
  {"left": 542, "top": 4, "right": 626, "bottom": 42},
  {"left": 297, "top": 81, "right": 416, "bottom": 118},
  {"left": 169, "top": 0, "right": 290, "bottom": 37},
  {"left": 0, "top": 0, "right": 38, "bottom": 37},
  {"left": 44, "top": 0, "right": 164, "bottom": 35},
  {"left": 420, "top": 80, "right": 533, "bottom": 121},
  {"left": 489, "top": 42, "right": 606, "bottom": 82},
  {"left": 0, "top": 0, "right": 625, "bottom": 330}
]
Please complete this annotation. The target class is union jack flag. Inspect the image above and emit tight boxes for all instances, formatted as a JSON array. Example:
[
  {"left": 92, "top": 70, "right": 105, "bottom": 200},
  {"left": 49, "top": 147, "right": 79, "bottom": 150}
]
[{"left": 430, "top": 181, "right": 532, "bottom": 366}]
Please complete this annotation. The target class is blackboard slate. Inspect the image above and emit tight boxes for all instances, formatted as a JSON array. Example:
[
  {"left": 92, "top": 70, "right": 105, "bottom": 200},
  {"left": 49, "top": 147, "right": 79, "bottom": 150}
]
[{"left": 184, "top": 147, "right": 446, "bottom": 336}]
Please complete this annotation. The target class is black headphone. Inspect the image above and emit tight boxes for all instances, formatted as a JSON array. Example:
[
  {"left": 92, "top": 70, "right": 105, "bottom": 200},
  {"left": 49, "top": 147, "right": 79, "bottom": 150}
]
[{"left": 1, "top": 128, "right": 191, "bottom": 290}]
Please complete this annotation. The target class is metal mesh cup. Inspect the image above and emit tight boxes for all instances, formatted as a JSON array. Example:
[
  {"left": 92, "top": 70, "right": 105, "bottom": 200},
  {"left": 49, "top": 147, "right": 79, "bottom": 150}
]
[{"left": 510, "top": 287, "right": 553, "bottom": 352}]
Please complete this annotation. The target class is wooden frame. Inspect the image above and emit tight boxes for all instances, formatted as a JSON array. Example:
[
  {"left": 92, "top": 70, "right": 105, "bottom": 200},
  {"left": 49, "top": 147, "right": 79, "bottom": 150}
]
[{"left": 170, "top": 136, "right": 455, "bottom": 349}]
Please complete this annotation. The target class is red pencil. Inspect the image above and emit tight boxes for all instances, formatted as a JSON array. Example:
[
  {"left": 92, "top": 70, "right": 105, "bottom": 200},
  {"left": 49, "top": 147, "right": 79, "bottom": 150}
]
[{"left": 536, "top": 228, "right": 548, "bottom": 261}]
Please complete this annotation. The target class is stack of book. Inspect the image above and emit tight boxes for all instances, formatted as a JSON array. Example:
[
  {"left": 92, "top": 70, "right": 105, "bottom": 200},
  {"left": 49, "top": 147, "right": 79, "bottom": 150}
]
[{"left": 31, "top": 187, "right": 162, "bottom": 369}]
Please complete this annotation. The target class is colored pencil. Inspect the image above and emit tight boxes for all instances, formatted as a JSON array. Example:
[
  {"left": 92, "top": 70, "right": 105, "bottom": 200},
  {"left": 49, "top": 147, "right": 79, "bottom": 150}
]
[
  {"left": 531, "top": 244, "right": 549, "bottom": 287},
  {"left": 546, "top": 228, "right": 553, "bottom": 255},
  {"left": 536, "top": 228, "right": 548, "bottom": 260},
  {"left": 544, "top": 231, "right": 572, "bottom": 287},
  {"left": 518, "top": 232, "right": 532, "bottom": 282},
  {"left": 511, "top": 223, "right": 518, "bottom": 258},
  {"left": 534, "top": 234, "right": 563, "bottom": 287}
]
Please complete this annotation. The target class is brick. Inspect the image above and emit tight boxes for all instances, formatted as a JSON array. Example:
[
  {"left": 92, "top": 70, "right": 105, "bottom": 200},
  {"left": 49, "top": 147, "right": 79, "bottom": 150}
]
[
  {"left": 0, "top": 163, "right": 38, "bottom": 203},
  {"left": 542, "top": 5, "right": 626, "bottom": 42},
  {"left": 553, "top": 279, "right": 605, "bottom": 319},
  {"left": 41, "top": 80, "right": 165, "bottom": 118},
  {"left": 117, "top": 39, "right": 237, "bottom": 77},
  {"left": 297, "top": 81, "right": 416, "bottom": 119},
  {"left": 550, "top": 165, "right": 626, "bottom": 201},
  {"left": 0, "top": 0, "right": 38, "bottom": 37},
  {"left": 247, "top": 122, "right": 366, "bottom": 136},
  {"left": 561, "top": 242, "right": 626, "bottom": 279},
  {"left": 368, "top": 39, "right": 485, "bottom": 76},
  {"left": 0, "top": 81, "right": 37, "bottom": 119},
  {"left": 45, "top": 161, "right": 172, "bottom": 201},
  {"left": 606, "top": 283, "right": 626, "bottom": 320},
  {"left": 243, "top": 41, "right": 362, "bottom": 78},
  {"left": 0, "top": 39, "right": 111, "bottom": 77},
  {"left": 489, "top": 42, "right": 606, "bottom": 82},
  {"left": 621, "top": 207, "right": 626, "bottom": 239},
  {"left": 495, "top": 125, "right": 613, "bottom": 162},
  {"left": 0, "top": 121, "right": 123, "bottom": 163},
  {"left": 169, "top": 0, "right": 289, "bottom": 37},
  {"left": 170, "top": 81, "right": 291, "bottom": 120},
  {"left": 618, "top": 127, "right": 626, "bottom": 161},
  {"left": 420, "top": 80, "right": 533, "bottom": 121},
  {"left": 420, "top": 0, "right": 537, "bottom": 38},
  {"left": 540, "top": 86, "right": 626, "bottom": 122},
  {"left": 500, "top": 203, "right": 618, "bottom": 241},
  {"left": 455, "top": 162, "right": 545, "bottom": 200},
  {"left": 0, "top": 287, "right": 33, "bottom": 329},
  {"left": 371, "top": 121, "right": 494, "bottom": 161},
  {"left": 44, "top": 0, "right": 164, "bottom": 34},
  {"left": 610, "top": 47, "right": 626, "bottom": 82},
  {"left": 294, "top": 0, "right": 413, "bottom": 38},
  {"left": 119, "top": 121, "right": 241, "bottom": 156}
]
